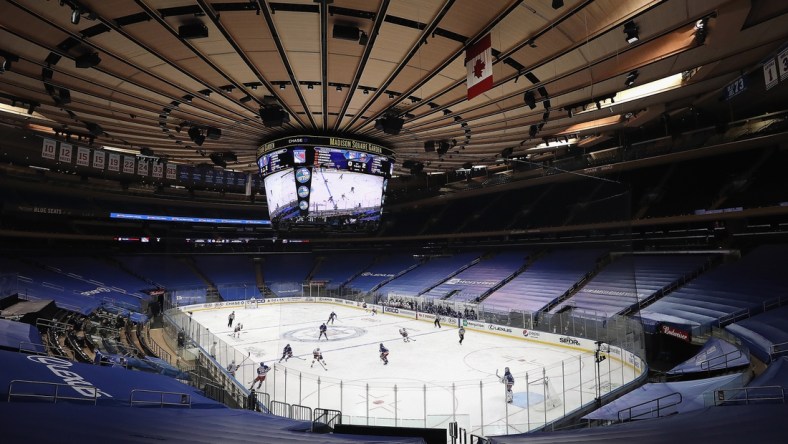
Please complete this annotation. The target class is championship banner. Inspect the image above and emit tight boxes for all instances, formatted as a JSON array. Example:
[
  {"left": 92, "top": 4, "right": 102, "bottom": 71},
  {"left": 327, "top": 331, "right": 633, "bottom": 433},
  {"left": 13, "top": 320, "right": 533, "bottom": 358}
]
[
  {"left": 108, "top": 153, "right": 120, "bottom": 172},
  {"left": 466, "top": 33, "right": 493, "bottom": 100},
  {"left": 59, "top": 143, "right": 73, "bottom": 163},
  {"left": 166, "top": 163, "right": 177, "bottom": 180},
  {"left": 122, "top": 155, "right": 135, "bottom": 174},
  {"left": 93, "top": 150, "right": 106, "bottom": 169},
  {"left": 152, "top": 163, "right": 163, "bottom": 179},
  {"left": 137, "top": 159, "right": 149, "bottom": 176},
  {"left": 76, "top": 147, "right": 90, "bottom": 167},
  {"left": 42, "top": 138, "right": 56, "bottom": 160}
]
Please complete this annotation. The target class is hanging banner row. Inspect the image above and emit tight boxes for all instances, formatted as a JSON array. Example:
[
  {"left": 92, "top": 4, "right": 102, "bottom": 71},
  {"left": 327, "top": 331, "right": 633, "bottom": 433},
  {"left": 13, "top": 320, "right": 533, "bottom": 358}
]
[{"left": 40, "top": 138, "right": 256, "bottom": 188}]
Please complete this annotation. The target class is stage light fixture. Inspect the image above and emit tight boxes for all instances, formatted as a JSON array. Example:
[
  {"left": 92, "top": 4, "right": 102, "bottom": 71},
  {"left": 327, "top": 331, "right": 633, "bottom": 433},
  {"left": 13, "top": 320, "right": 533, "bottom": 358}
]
[
  {"left": 625, "top": 70, "right": 639, "bottom": 88},
  {"left": 71, "top": 7, "right": 81, "bottom": 25},
  {"left": 552, "top": 0, "right": 564, "bottom": 10},
  {"left": 624, "top": 21, "right": 639, "bottom": 44}
]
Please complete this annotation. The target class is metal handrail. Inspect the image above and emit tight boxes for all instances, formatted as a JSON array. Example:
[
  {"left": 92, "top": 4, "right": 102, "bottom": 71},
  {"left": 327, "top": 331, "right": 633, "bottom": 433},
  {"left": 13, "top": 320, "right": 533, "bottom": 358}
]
[
  {"left": 18, "top": 341, "right": 48, "bottom": 355},
  {"left": 700, "top": 349, "right": 745, "bottom": 371},
  {"left": 8, "top": 379, "right": 98, "bottom": 405},
  {"left": 770, "top": 341, "right": 788, "bottom": 357},
  {"left": 129, "top": 389, "right": 191, "bottom": 408},
  {"left": 617, "top": 391, "right": 682, "bottom": 421},
  {"left": 714, "top": 386, "right": 786, "bottom": 406}
]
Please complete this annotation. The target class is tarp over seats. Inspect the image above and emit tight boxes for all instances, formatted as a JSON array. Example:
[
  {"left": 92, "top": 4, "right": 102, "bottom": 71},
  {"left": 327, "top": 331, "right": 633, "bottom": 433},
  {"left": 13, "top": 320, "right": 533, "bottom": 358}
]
[
  {"left": 0, "top": 349, "right": 218, "bottom": 408},
  {"left": 0, "top": 403, "right": 427, "bottom": 444},
  {"left": 668, "top": 338, "right": 749, "bottom": 374},
  {"left": 0, "top": 318, "right": 43, "bottom": 351},
  {"left": 583, "top": 373, "right": 741, "bottom": 420},
  {"left": 487, "top": 404, "right": 788, "bottom": 444}
]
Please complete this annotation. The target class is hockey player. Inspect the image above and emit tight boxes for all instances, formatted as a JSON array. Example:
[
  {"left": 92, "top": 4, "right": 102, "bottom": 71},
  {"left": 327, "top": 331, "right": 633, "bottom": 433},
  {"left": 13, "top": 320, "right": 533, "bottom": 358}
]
[
  {"left": 500, "top": 367, "right": 514, "bottom": 403},
  {"left": 371, "top": 307, "right": 377, "bottom": 316},
  {"left": 318, "top": 323, "right": 328, "bottom": 340},
  {"left": 327, "top": 311, "right": 337, "bottom": 324},
  {"left": 250, "top": 362, "right": 271, "bottom": 390},
  {"left": 379, "top": 343, "right": 389, "bottom": 365},
  {"left": 458, "top": 326, "right": 465, "bottom": 345},
  {"left": 311, "top": 347, "right": 326, "bottom": 368},
  {"left": 227, "top": 311, "right": 235, "bottom": 327},
  {"left": 233, "top": 323, "right": 241, "bottom": 338},
  {"left": 434, "top": 315, "right": 441, "bottom": 328},
  {"left": 227, "top": 360, "right": 238, "bottom": 377},
  {"left": 399, "top": 328, "right": 410, "bottom": 342},
  {"left": 279, "top": 344, "right": 293, "bottom": 363},
  {"left": 210, "top": 341, "right": 217, "bottom": 359}
]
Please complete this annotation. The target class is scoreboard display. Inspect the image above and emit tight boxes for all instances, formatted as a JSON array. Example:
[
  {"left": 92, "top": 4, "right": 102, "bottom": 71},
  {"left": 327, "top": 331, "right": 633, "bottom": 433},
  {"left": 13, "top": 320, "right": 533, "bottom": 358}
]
[{"left": 257, "top": 136, "right": 395, "bottom": 230}]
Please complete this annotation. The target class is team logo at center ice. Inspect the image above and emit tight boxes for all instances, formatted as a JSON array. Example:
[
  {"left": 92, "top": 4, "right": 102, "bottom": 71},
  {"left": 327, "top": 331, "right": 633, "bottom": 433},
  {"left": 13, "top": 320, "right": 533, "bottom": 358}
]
[
  {"left": 282, "top": 326, "right": 367, "bottom": 342},
  {"left": 295, "top": 167, "right": 311, "bottom": 183}
]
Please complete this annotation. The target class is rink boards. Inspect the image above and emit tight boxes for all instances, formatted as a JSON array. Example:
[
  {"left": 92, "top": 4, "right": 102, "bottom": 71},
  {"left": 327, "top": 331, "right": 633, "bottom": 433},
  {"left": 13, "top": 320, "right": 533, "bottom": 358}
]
[{"left": 177, "top": 297, "right": 646, "bottom": 375}]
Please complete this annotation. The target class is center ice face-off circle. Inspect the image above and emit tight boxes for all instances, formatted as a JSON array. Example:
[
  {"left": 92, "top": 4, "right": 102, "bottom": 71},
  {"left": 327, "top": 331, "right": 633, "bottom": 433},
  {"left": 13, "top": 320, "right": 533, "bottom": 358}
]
[{"left": 282, "top": 325, "right": 367, "bottom": 342}]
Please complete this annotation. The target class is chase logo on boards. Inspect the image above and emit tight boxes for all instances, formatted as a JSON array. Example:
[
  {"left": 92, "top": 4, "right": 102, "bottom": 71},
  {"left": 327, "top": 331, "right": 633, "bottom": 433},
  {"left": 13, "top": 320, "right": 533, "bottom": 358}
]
[
  {"left": 26, "top": 355, "right": 113, "bottom": 398},
  {"left": 384, "top": 307, "right": 399, "bottom": 314},
  {"left": 488, "top": 325, "right": 512, "bottom": 333},
  {"left": 559, "top": 337, "right": 581, "bottom": 346}
]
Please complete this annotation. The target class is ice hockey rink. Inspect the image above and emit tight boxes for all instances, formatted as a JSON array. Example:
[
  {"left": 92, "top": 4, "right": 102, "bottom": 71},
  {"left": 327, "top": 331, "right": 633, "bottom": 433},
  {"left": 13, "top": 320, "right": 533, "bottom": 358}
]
[{"left": 186, "top": 301, "right": 641, "bottom": 436}]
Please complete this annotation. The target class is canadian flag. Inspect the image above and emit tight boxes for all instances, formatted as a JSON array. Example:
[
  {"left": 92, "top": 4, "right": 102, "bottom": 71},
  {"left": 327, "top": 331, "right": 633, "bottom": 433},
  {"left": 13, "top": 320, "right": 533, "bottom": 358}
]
[{"left": 466, "top": 34, "right": 493, "bottom": 101}]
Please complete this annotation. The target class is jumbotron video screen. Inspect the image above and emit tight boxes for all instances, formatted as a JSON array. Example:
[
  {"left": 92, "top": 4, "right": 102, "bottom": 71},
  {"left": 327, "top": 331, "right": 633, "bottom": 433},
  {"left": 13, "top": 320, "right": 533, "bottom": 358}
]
[{"left": 257, "top": 137, "right": 394, "bottom": 230}]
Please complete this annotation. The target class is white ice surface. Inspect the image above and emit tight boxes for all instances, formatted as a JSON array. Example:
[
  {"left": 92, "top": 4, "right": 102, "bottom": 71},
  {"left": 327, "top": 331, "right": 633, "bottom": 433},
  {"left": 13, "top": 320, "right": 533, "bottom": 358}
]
[{"left": 189, "top": 303, "right": 637, "bottom": 435}]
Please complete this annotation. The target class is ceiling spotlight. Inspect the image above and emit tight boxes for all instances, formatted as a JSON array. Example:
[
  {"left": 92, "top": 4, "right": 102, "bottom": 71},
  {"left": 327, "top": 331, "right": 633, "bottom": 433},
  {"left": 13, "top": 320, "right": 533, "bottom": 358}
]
[
  {"left": 694, "top": 18, "right": 709, "bottom": 45},
  {"left": 336, "top": 84, "right": 342, "bottom": 92},
  {"left": 71, "top": 7, "right": 81, "bottom": 25},
  {"left": 279, "top": 83, "right": 286, "bottom": 90},
  {"left": 307, "top": 83, "right": 314, "bottom": 90},
  {"left": 363, "top": 88, "right": 369, "bottom": 95},
  {"left": 551, "top": 0, "right": 564, "bottom": 9},
  {"left": 388, "top": 92, "right": 394, "bottom": 99},
  {"left": 625, "top": 70, "right": 639, "bottom": 88},
  {"left": 624, "top": 21, "right": 639, "bottom": 44},
  {"left": 0, "top": 59, "right": 10, "bottom": 73},
  {"left": 240, "top": 95, "right": 252, "bottom": 103},
  {"left": 359, "top": 31, "right": 369, "bottom": 46},
  {"left": 566, "top": 108, "right": 573, "bottom": 118}
]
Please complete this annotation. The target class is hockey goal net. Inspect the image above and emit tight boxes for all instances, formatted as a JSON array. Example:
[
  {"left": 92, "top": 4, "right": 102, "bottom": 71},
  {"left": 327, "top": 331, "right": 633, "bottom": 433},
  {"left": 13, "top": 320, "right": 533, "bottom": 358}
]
[
  {"left": 243, "top": 298, "right": 259, "bottom": 309},
  {"left": 533, "top": 376, "right": 563, "bottom": 411}
]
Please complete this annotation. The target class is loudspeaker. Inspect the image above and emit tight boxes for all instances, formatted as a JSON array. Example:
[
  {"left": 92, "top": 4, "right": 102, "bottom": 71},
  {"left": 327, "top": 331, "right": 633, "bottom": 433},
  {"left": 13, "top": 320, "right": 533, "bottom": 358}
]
[
  {"left": 206, "top": 127, "right": 222, "bottom": 140},
  {"left": 436, "top": 141, "right": 450, "bottom": 155},
  {"left": 524, "top": 90, "right": 536, "bottom": 109},
  {"left": 75, "top": 53, "right": 101, "bottom": 68},
  {"left": 85, "top": 122, "right": 103, "bottom": 136},
  {"left": 374, "top": 116, "right": 404, "bottom": 135},
  {"left": 424, "top": 141, "right": 435, "bottom": 152},
  {"left": 260, "top": 108, "right": 290, "bottom": 127},
  {"left": 179, "top": 23, "right": 208, "bottom": 39},
  {"left": 210, "top": 152, "right": 227, "bottom": 168},
  {"left": 332, "top": 24, "right": 359, "bottom": 41}
]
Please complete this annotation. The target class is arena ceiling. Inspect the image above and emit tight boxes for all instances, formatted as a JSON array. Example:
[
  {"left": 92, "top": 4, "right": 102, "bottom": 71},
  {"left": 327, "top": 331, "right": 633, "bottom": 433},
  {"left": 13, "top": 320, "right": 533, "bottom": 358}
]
[{"left": 1, "top": 0, "right": 788, "bottom": 176}]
